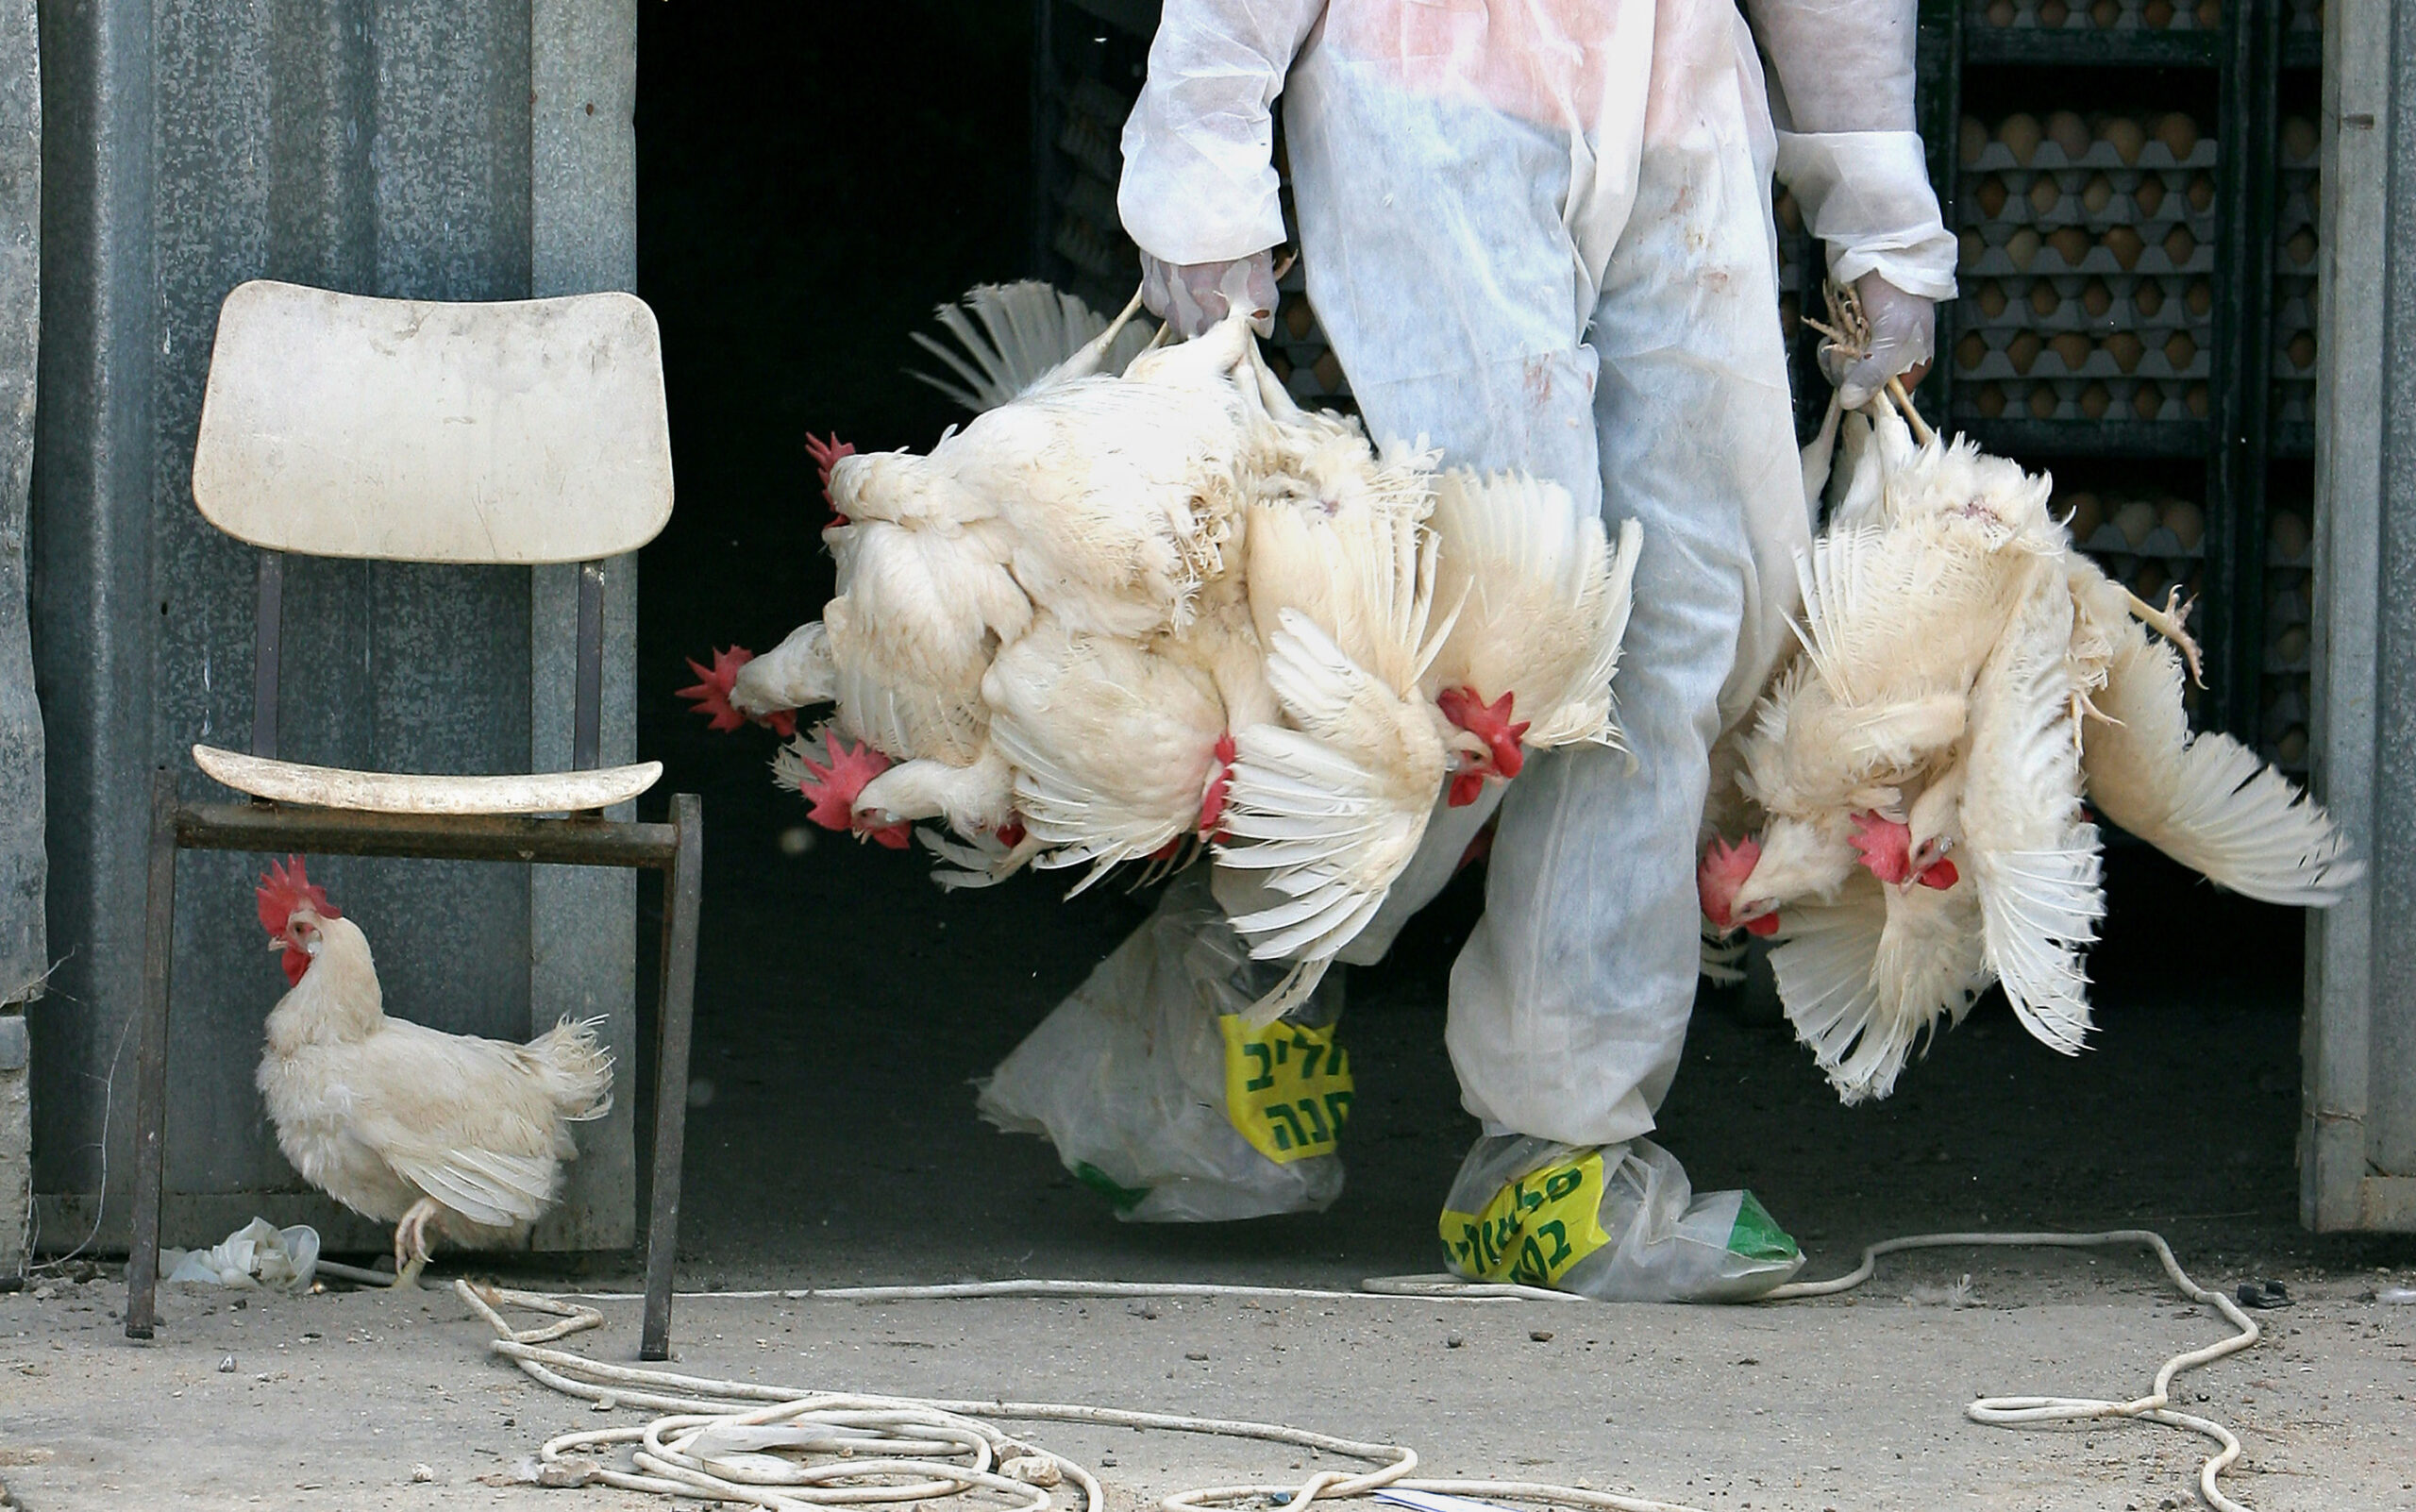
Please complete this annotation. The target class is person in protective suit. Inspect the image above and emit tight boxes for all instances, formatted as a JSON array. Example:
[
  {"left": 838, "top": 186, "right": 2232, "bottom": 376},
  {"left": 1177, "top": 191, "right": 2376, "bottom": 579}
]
[{"left": 1103, "top": 0, "right": 1955, "bottom": 1298}]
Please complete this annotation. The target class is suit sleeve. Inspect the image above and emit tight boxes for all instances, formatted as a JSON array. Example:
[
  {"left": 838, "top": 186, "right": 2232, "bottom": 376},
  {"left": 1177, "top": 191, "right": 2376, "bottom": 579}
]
[
  {"left": 1116, "top": 0, "right": 1329, "bottom": 266},
  {"left": 1747, "top": 0, "right": 1958, "bottom": 300}
]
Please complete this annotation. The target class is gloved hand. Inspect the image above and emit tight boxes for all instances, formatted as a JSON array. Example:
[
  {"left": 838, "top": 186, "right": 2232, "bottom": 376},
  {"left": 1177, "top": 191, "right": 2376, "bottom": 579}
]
[
  {"left": 1139, "top": 249, "right": 1279, "bottom": 340},
  {"left": 1828, "top": 271, "right": 1935, "bottom": 411}
]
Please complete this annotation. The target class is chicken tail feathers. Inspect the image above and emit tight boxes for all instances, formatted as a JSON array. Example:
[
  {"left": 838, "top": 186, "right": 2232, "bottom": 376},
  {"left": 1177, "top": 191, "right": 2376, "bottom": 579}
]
[
  {"left": 527, "top": 1015, "right": 615, "bottom": 1123},
  {"left": 2123, "top": 733, "right": 2364, "bottom": 904},
  {"left": 907, "top": 281, "right": 1148, "bottom": 412}
]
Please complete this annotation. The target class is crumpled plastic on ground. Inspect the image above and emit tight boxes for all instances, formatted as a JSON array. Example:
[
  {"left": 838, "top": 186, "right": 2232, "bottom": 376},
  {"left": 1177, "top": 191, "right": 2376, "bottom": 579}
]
[
  {"left": 977, "top": 867, "right": 1347, "bottom": 1222},
  {"left": 1439, "top": 1134, "right": 1804, "bottom": 1302},
  {"left": 160, "top": 1217, "right": 321, "bottom": 1294}
]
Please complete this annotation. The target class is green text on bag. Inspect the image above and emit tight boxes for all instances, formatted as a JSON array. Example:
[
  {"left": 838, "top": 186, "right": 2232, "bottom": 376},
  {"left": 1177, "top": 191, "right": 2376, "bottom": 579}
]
[
  {"left": 1218, "top": 1016, "right": 1353, "bottom": 1166},
  {"left": 1439, "top": 1151, "right": 1614, "bottom": 1288}
]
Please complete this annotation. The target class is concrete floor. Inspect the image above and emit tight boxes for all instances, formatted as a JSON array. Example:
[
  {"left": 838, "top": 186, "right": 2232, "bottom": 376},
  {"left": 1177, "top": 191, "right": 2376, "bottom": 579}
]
[{"left": 2, "top": 1254, "right": 2412, "bottom": 1511}]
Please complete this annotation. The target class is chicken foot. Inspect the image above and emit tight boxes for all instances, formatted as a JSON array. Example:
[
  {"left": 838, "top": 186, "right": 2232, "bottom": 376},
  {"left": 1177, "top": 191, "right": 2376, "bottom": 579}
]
[
  {"left": 1804, "top": 281, "right": 1938, "bottom": 446},
  {"left": 2123, "top": 585, "right": 2205, "bottom": 686},
  {"left": 391, "top": 1198, "right": 442, "bottom": 1289}
]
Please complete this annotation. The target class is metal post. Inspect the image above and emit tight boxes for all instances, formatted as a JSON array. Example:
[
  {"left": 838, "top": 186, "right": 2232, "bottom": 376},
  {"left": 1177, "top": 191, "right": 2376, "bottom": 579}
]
[
  {"left": 572, "top": 560, "right": 603, "bottom": 772},
  {"left": 250, "top": 553, "right": 283, "bottom": 760},
  {"left": 641, "top": 791, "right": 702, "bottom": 1360},
  {"left": 124, "top": 769, "right": 180, "bottom": 1339}
]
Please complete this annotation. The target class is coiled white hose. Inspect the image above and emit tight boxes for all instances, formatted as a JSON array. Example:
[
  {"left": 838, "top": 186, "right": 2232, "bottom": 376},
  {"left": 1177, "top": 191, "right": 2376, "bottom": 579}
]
[{"left": 462, "top": 1227, "right": 2262, "bottom": 1512}]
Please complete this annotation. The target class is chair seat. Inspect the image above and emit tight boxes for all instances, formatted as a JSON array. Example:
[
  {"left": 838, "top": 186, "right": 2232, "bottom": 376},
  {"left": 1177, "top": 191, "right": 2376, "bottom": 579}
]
[{"left": 193, "top": 744, "right": 663, "bottom": 816}]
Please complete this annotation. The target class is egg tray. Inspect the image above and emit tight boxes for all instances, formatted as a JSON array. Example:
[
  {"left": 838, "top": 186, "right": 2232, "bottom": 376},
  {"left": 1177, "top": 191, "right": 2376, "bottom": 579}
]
[
  {"left": 1958, "top": 171, "right": 2216, "bottom": 237},
  {"left": 1961, "top": 133, "right": 2218, "bottom": 178},
  {"left": 1966, "top": 0, "right": 2220, "bottom": 30},
  {"left": 1267, "top": 271, "right": 1353, "bottom": 408},
  {"left": 1957, "top": 226, "right": 2216, "bottom": 281},
  {"left": 1955, "top": 377, "right": 2210, "bottom": 425},
  {"left": 1958, "top": 275, "right": 2212, "bottom": 336},
  {"left": 1954, "top": 327, "right": 2209, "bottom": 383}
]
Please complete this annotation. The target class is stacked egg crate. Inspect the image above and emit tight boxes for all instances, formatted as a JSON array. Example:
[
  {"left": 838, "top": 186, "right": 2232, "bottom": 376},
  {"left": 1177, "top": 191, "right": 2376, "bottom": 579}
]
[
  {"left": 1951, "top": 109, "right": 2218, "bottom": 428},
  {"left": 1264, "top": 136, "right": 1356, "bottom": 411},
  {"left": 1966, "top": 0, "right": 2219, "bottom": 32},
  {"left": 2270, "top": 115, "right": 2320, "bottom": 437},
  {"left": 2058, "top": 484, "right": 2210, "bottom": 718},
  {"left": 2261, "top": 501, "right": 2315, "bottom": 770},
  {"left": 1048, "top": 76, "right": 1145, "bottom": 317}
]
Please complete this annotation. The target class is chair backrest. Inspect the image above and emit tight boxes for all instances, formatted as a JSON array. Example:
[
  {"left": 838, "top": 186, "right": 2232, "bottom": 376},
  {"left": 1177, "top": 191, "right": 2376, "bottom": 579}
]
[{"left": 192, "top": 279, "right": 674, "bottom": 564}]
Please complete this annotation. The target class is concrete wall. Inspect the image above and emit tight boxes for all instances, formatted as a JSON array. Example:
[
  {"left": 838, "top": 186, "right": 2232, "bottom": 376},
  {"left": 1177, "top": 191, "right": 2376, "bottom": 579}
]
[
  {"left": 1, "top": 0, "right": 42, "bottom": 1273},
  {"left": 26, "top": 0, "right": 640, "bottom": 1253},
  {"left": 2305, "top": 0, "right": 2416, "bottom": 1231}
]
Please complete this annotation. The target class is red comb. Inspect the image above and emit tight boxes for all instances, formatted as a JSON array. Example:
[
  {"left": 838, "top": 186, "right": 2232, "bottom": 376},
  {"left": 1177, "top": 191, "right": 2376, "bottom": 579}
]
[
  {"left": 788, "top": 727, "right": 909, "bottom": 848},
  {"left": 257, "top": 855, "right": 339, "bottom": 936},
  {"left": 1696, "top": 835, "right": 1761, "bottom": 930},
  {"left": 1849, "top": 811, "right": 1914, "bottom": 885},
  {"left": 677, "top": 646, "right": 797, "bottom": 738},
  {"left": 1197, "top": 731, "right": 1238, "bottom": 837},
  {"left": 805, "top": 433, "right": 857, "bottom": 526},
  {"left": 1436, "top": 686, "right": 1530, "bottom": 780}
]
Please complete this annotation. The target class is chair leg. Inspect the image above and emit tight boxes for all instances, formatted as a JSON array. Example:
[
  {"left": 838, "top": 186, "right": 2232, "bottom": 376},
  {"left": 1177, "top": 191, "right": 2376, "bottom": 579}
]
[
  {"left": 641, "top": 792, "right": 703, "bottom": 1362},
  {"left": 125, "top": 770, "right": 182, "bottom": 1340}
]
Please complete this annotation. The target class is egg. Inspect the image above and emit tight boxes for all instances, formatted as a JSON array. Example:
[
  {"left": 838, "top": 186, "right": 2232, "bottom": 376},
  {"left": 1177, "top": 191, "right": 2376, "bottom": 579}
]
[
  {"left": 2271, "top": 510, "right": 2311, "bottom": 560},
  {"left": 2005, "top": 227, "right": 2044, "bottom": 269},
  {"left": 2082, "top": 278, "right": 2115, "bottom": 317},
  {"left": 2274, "top": 728, "right": 2309, "bottom": 766},
  {"left": 2007, "top": 331, "right": 2044, "bottom": 375},
  {"left": 2160, "top": 498, "right": 2205, "bottom": 549},
  {"left": 2104, "top": 331, "right": 2144, "bottom": 373},
  {"left": 1776, "top": 190, "right": 1804, "bottom": 233},
  {"left": 2287, "top": 331, "right": 2318, "bottom": 369},
  {"left": 2164, "top": 224, "right": 2198, "bottom": 264},
  {"left": 2273, "top": 626, "right": 2310, "bottom": 664},
  {"left": 2029, "top": 280, "right": 2062, "bottom": 317},
  {"left": 1975, "top": 175, "right": 2009, "bottom": 217},
  {"left": 2188, "top": 173, "right": 2216, "bottom": 211},
  {"left": 1960, "top": 116, "right": 1990, "bottom": 168},
  {"left": 2040, "top": 0, "right": 2070, "bottom": 23},
  {"left": 2114, "top": 498, "right": 2160, "bottom": 548},
  {"left": 2101, "top": 117, "right": 2147, "bottom": 165},
  {"left": 1955, "top": 332, "right": 1988, "bottom": 372},
  {"left": 2166, "top": 330, "right": 2199, "bottom": 369},
  {"left": 2281, "top": 116, "right": 2318, "bottom": 165},
  {"left": 1987, "top": 0, "right": 2018, "bottom": 23},
  {"left": 2143, "top": 0, "right": 2175, "bottom": 25},
  {"left": 2051, "top": 332, "right": 2093, "bottom": 371},
  {"left": 2194, "top": 0, "right": 2218, "bottom": 26},
  {"left": 1313, "top": 350, "right": 1345, "bottom": 392},
  {"left": 2186, "top": 382, "right": 2210, "bottom": 417},
  {"left": 2078, "top": 381, "right": 2113, "bottom": 419},
  {"left": 2155, "top": 111, "right": 2201, "bottom": 161},
  {"left": 2133, "top": 561, "right": 2168, "bottom": 599},
  {"left": 2132, "top": 175, "right": 2166, "bottom": 216},
  {"left": 1977, "top": 280, "right": 2010, "bottom": 319},
  {"left": 2029, "top": 384, "right": 2061, "bottom": 420},
  {"left": 1284, "top": 299, "right": 1316, "bottom": 339},
  {"left": 2090, "top": 0, "right": 2121, "bottom": 25},
  {"left": 2029, "top": 176, "right": 2063, "bottom": 216},
  {"left": 2286, "top": 228, "right": 2319, "bottom": 267},
  {"left": 2133, "top": 279, "right": 2165, "bottom": 317},
  {"left": 2133, "top": 382, "right": 2166, "bottom": 421},
  {"left": 1998, "top": 112, "right": 2045, "bottom": 165},
  {"left": 2046, "top": 110, "right": 2091, "bottom": 161},
  {"left": 1960, "top": 228, "right": 1989, "bottom": 269},
  {"left": 2065, "top": 491, "right": 2105, "bottom": 539},
  {"left": 2049, "top": 226, "right": 2093, "bottom": 265},
  {"left": 1975, "top": 381, "right": 2008, "bottom": 418},
  {"left": 2103, "top": 226, "right": 2145, "bottom": 270},
  {"left": 2186, "top": 278, "right": 2214, "bottom": 316},
  {"left": 2081, "top": 173, "right": 2116, "bottom": 214}
]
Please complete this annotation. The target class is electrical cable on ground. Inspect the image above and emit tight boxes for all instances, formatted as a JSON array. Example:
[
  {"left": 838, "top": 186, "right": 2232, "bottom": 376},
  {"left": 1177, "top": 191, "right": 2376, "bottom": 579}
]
[{"left": 459, "top": 1228, "right": 2263, "bottom": 1512}]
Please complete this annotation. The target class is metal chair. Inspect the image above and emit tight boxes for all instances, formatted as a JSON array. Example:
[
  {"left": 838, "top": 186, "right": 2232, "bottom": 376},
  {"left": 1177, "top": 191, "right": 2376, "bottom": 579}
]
[{"left": 124, "top": 279, "right": 701, "bottom": 1359}]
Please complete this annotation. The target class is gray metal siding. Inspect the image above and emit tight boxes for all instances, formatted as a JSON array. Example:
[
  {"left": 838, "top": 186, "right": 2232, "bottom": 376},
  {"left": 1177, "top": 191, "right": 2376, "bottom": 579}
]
[
  {"left": 1, "top": 0, "right": 42, "bottom": 1011},
  {"left": 28, "top": 0, "right": 638, "bottom": 1252}
]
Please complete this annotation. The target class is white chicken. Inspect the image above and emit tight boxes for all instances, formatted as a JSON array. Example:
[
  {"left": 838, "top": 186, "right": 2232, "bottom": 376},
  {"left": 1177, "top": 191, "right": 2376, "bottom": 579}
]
[
  {"left": 691, "top": 280, "right": 1651, "bottom": 1019},
  {"left": 252, "top": 858, "right": 613, "bottom": 1285},
  {"left": 1712, "top": 361, "right": 2358, "bottom": 1100}
]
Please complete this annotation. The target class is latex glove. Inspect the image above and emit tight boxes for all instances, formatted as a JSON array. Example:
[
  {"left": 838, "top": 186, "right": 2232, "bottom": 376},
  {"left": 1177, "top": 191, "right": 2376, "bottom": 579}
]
[
  {"left": 1828, "top": 272, "right": 1935, "bottom": 411},
  {"left": 1139, "top": 249, "right": 1279, "bottom": 340}
]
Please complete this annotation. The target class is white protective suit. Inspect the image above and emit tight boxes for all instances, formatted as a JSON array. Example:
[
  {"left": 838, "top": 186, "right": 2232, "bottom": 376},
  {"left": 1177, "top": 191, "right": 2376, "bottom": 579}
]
[{"left": 1116, "top": 0, "right": 1954, "bottom": 1162}]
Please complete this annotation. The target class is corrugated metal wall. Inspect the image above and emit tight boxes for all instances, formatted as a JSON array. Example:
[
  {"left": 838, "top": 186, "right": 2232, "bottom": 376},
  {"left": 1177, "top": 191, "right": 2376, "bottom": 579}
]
[
  {"left": 27, "top": 0, "right": 641, "bottom": 1252},
  {"left": 1, "top": 0, "right": 41, "bottom": 1013}
]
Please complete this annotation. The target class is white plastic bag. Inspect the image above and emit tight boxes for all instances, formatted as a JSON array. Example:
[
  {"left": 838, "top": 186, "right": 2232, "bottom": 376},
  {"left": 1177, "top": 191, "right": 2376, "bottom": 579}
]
[
  {"left": 159, "top": 1217, "right": 321, "bottom": 1294},
  {"left": 1439, "top": 1135, "right": 1803, "bottom": 1301},
  {"left": 978, "top": 868, "right": 1349, "bottom": 1221}
]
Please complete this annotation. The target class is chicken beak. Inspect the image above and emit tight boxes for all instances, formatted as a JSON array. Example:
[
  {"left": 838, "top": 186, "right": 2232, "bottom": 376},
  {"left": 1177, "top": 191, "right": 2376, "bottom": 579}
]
[{"left": 267, "top": 936, "right": 288, "bottom": 952}]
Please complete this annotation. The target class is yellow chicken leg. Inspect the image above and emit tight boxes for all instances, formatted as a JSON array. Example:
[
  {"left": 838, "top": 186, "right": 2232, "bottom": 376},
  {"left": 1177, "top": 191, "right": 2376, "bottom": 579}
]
[
  {"left": 392, "top": 1198, "right": 441, "bottom": 1289},
  {"left": 2124, "top": 585, "right": 2204, "bottom": 686}
]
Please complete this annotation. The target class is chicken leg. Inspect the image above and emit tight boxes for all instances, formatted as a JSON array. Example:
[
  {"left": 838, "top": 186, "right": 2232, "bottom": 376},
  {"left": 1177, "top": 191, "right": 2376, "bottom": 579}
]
[
  {"left": 391, "top": 1198, "right": 442, "bottom": 1289},
  {"left": 2123, "top": 586, "right": 2204, "bottom": 686}
]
